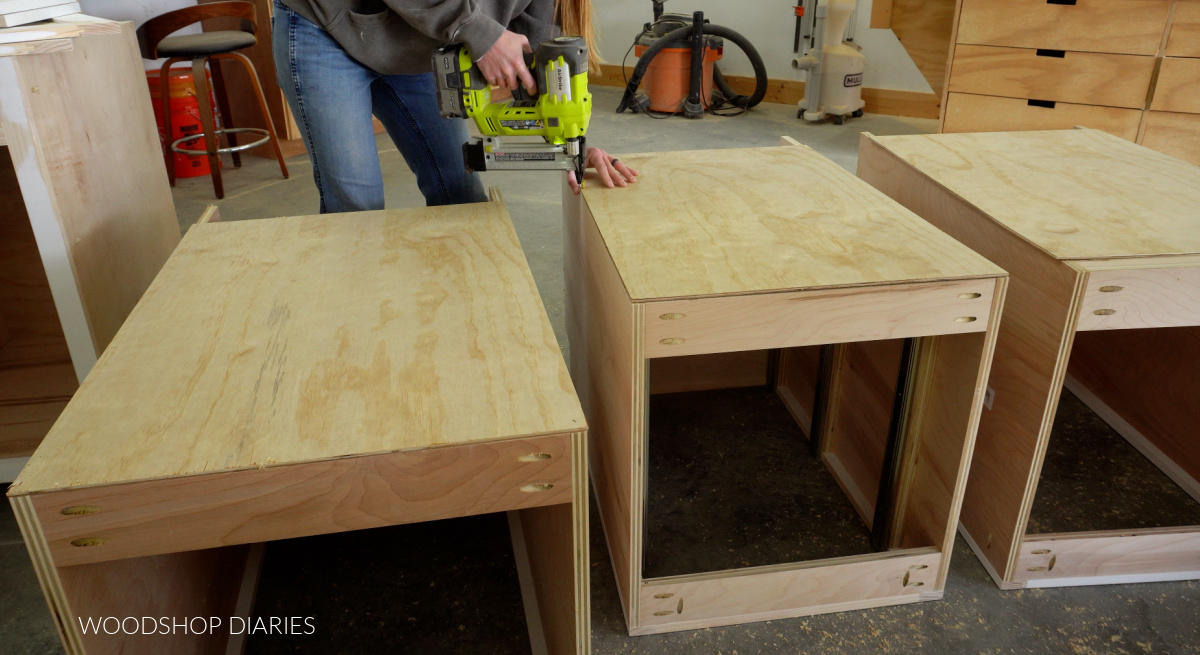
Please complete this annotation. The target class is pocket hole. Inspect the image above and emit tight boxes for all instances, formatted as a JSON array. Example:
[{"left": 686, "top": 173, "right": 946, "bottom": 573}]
[
  {"left": 909, "top": 564, "right": 928, "bottom": 570},
  {"left": 1027, "top": 566, "right": 1047, "bottom": 572},
  {"left": 520, "top": 483, "right": 554, "bottom": 493},
  {"left": 908, "top": 581, "right": 925, "bottom": 587},
  {"left": 653, "top": 610, "right": 672, "bottom": 616},
  {"left": 1031, "top": 549, "right": 1050, "bottom": 555},
  {"left": 958, "top": 293, "right": 981, "bottom": 299},
  {"left": 518, "top": 453, "right": 552, "bottom": 462},
  {"left": 955, "top": 316, "right": 977, "bottom": 323},
  {"left": 654, "top": 593, "right": 674, "bottom": 599},
  {"left": 1093, "top": 309, "right": 1115, "bottom": 316},
  {"left": 70, "top": 537, "right": 109, "bottom": 548},
  {"left": 1098, "top": 286, "right": 1123, "bottom": 293},
  {"left": 60, "top": 505, "right": 99, "bottom": 516},
  {"left": 659, "top": 313, "right": 686, "bottom": 320},
  {"left": 659, "top": 338, "right": 685, "bottom": 345}
]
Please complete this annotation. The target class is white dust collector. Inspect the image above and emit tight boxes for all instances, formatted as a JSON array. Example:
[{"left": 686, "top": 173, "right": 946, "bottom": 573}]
[{"left": 791, "top": 0, "right": 865, "bottom": 125}]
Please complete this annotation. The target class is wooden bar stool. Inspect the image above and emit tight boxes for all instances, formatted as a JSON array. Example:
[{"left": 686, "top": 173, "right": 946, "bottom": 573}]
[{"left": 136, "top": 1, "right": 288, "bottom": 199}]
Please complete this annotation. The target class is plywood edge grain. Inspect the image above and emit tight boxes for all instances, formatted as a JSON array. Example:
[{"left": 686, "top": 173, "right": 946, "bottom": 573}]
[
  {"left": 223, "top": 542, "right": 266, "bottom": 655},
  {"left": 959, "top": 522, "right": 1026, "bottom": 589},
  {"left": 9, "top": 493, "right": 84, "bottom": 653}
]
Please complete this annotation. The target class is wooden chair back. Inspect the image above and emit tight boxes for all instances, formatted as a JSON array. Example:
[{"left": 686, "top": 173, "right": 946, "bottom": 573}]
[{"left": 135, "top": 1, "right": 257, "bottom": 60}]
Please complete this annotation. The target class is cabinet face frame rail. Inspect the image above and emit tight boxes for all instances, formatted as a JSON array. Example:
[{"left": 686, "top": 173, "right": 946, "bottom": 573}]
[
  {"left": 565, "top": 140, "right": 1008, "bottom": 635},
  {"left": 858, "top": 128, "right": 1200, "bottom": 589},
  {"left": 8, "top": 195, "right": 590, "bottom": 654}
]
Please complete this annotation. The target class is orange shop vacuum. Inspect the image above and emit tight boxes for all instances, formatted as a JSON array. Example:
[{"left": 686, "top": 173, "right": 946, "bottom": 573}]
[{"left": 617, "top": 1, "right": 768, "bottom": 118}]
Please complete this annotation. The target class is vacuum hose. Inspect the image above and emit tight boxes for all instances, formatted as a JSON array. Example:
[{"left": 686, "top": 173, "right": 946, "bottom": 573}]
[{"left": 617, "top": 22, "right": 768, "bottom": 113}]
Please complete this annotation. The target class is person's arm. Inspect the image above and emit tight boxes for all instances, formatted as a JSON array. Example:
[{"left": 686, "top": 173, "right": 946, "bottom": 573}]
[{"left": 383, "top": 0, "right": 536, "bottom": 92}]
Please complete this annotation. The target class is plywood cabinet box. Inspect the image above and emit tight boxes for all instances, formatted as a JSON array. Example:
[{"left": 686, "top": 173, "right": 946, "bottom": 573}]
[
  {"left": 565, "top": 140, "right": 1008, "bottom": 634},
  {"left": 860, "top": 128, "right": 1200, "bottom": 588},
  {"left": 0, "top": 15, "right": 181, "bottom": 482},
  {"left": 8, "top": 197, "right": 590, "bottom": 654}
]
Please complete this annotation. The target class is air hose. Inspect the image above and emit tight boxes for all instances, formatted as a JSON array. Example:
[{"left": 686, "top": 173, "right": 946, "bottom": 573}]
[{"left": 616, "top": 21, "right": 768, "bottom": 114}]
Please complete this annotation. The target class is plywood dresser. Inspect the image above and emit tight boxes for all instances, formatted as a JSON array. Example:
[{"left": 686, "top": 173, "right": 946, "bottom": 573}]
[
  {"left": 0, "top": 15, "right": 181, "bottom": 481},
  {"left": 565, "top": 139, "right": 1007, "bottom": 634},
  {"left": 860, "top": 128, "right": 1200, "bottom": 588},
  {"left": 940, "top": 0, "right": 1200, "bottom": 165},
  {"left": 8, "top": 195, "right": 590, "bottom": 654}
]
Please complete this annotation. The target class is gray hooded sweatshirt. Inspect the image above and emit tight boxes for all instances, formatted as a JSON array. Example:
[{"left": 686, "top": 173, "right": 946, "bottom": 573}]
[{"left": 279, "top": 0, "right": 556, "bottom": 75}]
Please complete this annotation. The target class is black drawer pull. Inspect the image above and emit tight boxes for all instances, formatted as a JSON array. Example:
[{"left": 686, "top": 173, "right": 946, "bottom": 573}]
[
  {"left": 1047, "top": 0, "right": 1077, "bottom": 5},
  {"left": 1028, "top": 99, "right": 1057, "bottom": 109},
  {"left": 1036, "top": 49, "right": 1066, "bottom": 58}
]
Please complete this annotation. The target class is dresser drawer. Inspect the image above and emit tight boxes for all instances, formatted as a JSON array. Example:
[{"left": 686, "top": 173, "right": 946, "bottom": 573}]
[
  {"left": 1141, "top": 111, "right": 1200, "bottom": 166},
  {"left": 1167, "top": 0, "right": 1200, "bottom": 58},
  {"left": 942, "top": 92, "right": 1143, "bottom": 140},
  {"left": 948, "top": 44, "right": 1155, "bottom": 109},
  {"left": 1151, "top": 57, "right": 1200, "bottom": 114},
  {"left": 956, "top": 0, "right": 1171, "bottom": 55}
]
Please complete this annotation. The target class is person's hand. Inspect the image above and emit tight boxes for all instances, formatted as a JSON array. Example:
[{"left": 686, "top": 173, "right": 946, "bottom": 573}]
[
  {"left": 477, "top": 31, "right": 537, "bottom": 94},
  {"left": 568, "top": 147, "right": 639, "bottom": 194}
]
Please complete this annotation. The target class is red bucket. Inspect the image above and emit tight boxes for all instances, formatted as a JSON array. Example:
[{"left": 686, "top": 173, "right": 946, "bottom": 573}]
[{"left": 146, "top": 70, "right": 216, "bottom": 178}]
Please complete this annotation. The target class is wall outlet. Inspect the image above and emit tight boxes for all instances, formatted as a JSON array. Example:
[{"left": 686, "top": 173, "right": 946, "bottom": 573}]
[{"left": 984, "top": 386, "right": 995, "bottom": 410}]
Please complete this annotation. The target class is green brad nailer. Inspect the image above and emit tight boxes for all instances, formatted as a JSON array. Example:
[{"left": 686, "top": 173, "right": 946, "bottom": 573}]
[{"left": 433, "top": 36, "right": 592, "bottom": 183}]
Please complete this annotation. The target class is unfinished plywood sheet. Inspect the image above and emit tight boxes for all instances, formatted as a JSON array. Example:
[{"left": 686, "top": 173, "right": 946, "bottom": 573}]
[
  {"left": 12, "top": 201, "right": 583, "bottom": 494},
  {"left": 868, "top": 129, "right": 1200, "bottom": 260},
  {"left": 1, "top": 22, "right": 180, "bottom": 362},
  {"left": 580, "top": 145, "right": 1003, "bottom": 302}
]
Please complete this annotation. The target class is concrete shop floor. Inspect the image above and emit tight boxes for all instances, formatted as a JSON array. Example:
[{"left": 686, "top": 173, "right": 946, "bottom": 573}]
[{"left": 3, "top": 86, "right": 1199, "bottom": 654}]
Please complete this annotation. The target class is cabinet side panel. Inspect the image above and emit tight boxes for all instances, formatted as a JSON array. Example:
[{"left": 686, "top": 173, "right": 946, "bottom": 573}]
[
  {"left": 60, "top": 547, "right": 250, "bottom": 655},
  {"left": 898, "top": 297, "right": 1003, "bottom": 592},
  {"left": 564, "top": 181, "right": 642, "bottom": 626},
  {"left": 776, "top": 346, "right": 822, "bottom": 436},
  {"left": 825, "top": 339, "right": 905, "bottom": 525},
  {"left": 12, "top": 24, "right": 179, "bottom": 355},
  {"left": 858, "top": 135, "right": 1084, "bottom": 582},
  {"left": 1068, "top": 326, "right": 1200, "bottom": 489}
]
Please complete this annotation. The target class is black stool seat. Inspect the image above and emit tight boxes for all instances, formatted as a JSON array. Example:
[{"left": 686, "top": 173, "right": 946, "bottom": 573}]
[{"left": 156, "top": 31, "right": 256, "bottom": 57}]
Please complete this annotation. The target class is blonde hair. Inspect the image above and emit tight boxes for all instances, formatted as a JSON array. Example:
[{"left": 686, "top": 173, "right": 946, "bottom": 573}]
[{"left": 555, "top": 0, "right": 601, "bottom": 73}]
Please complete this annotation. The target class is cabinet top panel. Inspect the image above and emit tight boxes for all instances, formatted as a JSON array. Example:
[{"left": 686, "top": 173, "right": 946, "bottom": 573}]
[
  {"left": 12, "top": 199, "right": 584, "bottom": 494},
  {"left": 868, "top": 129, "right": 1200, "bottom": 261},
  {"left": 580, "top": 144, "right": 1004, "bottom": 302}
]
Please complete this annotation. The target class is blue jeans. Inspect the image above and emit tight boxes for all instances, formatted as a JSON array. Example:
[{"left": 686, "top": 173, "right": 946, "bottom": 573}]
[{"left": 272, "top": 1, "right": 486, "bottom": 212}]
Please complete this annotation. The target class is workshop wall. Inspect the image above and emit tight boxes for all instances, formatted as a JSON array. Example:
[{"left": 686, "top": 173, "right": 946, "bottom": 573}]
[{"left": 593, "top": 0, "right": 933, "bottom": 93}]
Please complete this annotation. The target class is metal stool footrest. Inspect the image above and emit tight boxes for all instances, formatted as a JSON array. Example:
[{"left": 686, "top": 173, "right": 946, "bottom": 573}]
[{"left": 171, "top": 127, "right": 271, "bottom": 156}]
